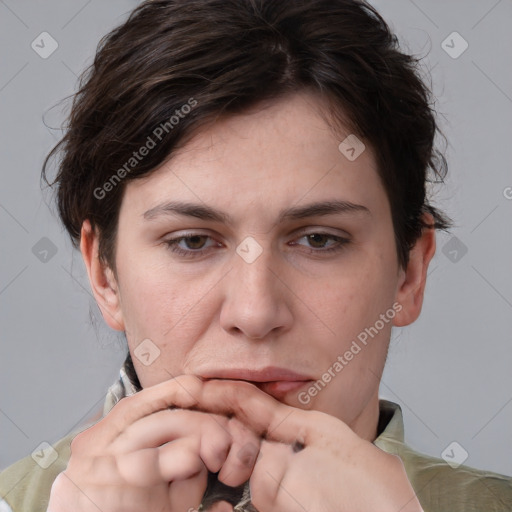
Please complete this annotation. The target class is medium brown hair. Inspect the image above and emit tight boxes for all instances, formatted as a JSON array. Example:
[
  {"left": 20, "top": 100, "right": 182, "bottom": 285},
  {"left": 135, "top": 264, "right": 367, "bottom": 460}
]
[{"left": 43, "top": 0, "right": 451, "bottom": 273}]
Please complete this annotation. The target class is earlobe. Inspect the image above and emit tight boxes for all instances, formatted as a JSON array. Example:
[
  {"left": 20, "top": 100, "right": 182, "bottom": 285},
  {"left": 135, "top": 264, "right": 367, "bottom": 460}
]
[
  {"left": 393, "top": 214, "right": 437, "bottom": 327},
  {"left": 80, "top": 220, "right": 125, "bottom": 331}
]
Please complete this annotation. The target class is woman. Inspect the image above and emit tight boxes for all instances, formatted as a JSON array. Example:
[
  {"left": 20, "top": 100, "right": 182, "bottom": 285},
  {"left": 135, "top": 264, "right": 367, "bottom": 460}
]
[{"left": 1, "top": 0, "right": 510, "bottom": 511}]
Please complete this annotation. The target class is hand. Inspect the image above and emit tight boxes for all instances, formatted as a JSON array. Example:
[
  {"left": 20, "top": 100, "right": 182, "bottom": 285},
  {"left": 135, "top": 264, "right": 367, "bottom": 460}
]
[
  {"left": 47, "top": 376, "right": 261, "bottom": 512},
  {"left": 192, "top": 380, "right": 424, "bottom": 512}
]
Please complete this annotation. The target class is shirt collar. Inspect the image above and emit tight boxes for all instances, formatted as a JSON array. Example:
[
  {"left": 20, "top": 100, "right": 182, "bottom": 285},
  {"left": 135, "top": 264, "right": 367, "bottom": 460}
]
[{"left": 374, "top": 398, "right": 405, "bottom": 445}]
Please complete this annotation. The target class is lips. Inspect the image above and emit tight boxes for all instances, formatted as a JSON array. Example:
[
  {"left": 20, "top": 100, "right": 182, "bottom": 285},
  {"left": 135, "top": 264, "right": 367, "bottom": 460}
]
[
  {"left": 199, "top": 367, "right": 314, "bottom": 400},
  {"left": 253, "top": 379, "right": 311, "bottom": 400}
]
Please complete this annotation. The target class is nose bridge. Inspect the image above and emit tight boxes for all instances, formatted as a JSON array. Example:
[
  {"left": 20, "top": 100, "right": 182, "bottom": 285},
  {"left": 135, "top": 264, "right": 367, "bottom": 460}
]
[
  {"left": 233, "top": 235, "right": 278, "bottom": 305},
  {"left": 219, "top": 236, "right": 292, "bottom": 339}
]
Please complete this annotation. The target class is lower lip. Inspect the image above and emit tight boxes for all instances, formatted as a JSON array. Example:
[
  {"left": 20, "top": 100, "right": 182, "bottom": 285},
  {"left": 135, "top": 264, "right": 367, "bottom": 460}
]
[{"left": 256, "top": 380, "right": 311, "bottom": 398}]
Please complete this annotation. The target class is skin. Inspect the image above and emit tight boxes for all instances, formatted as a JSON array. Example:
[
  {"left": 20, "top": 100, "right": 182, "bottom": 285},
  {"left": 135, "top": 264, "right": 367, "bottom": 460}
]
[{"left": 50, "top": 91, "right": 434, "bottom": 511}]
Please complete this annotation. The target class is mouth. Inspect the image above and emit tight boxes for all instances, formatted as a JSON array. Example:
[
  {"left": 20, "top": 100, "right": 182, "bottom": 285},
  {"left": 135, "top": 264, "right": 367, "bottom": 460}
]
[
  {"left": 252, "top": 379, "right": 312, "bottom": 399},
  {"left": 199, "top": 367, "right": 314, "bottom": 400}
]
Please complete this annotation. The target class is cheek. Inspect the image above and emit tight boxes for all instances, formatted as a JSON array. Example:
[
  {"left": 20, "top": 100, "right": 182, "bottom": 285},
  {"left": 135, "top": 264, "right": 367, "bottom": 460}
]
[
  {"left": 118, "top": 259, "right": 220, "bottom": 345},
  {"left": 319, "top": 255, "right": 397, "bottom": 337},
  {"left": 116, "top": 259, "right": 173, "bottom": 334},
  {"left": 120, "top": 274, "right": 216, "bottom": 387},
  {"left": 303, "top": 265, "right": 397, "bottom": 420}
]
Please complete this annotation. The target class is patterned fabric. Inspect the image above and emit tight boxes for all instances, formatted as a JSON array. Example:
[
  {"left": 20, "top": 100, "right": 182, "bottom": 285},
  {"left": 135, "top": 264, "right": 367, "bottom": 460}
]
[{"left": 1, "top": 363, "right": 511, "bottom": 511}]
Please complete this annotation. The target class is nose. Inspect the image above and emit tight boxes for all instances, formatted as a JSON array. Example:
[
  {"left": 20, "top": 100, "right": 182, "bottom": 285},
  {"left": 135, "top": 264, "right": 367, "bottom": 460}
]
[{"left": 219, "top": 239, "right": 293, "bottom": 340}]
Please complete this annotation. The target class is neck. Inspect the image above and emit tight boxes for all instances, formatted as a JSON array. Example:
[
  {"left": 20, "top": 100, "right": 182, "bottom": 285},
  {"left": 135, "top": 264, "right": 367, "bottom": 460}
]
[{"left": 349, "top": 392, "right": 380, "bottom": 442}]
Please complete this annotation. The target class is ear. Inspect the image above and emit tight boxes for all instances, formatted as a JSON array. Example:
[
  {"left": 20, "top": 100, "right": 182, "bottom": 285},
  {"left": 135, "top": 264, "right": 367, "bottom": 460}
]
[
  {"left": 393, "top": 212, "right": 437, "bottom": 327},
  {"left": 80, "top": 219, "right": 125, "bottom": 331}
]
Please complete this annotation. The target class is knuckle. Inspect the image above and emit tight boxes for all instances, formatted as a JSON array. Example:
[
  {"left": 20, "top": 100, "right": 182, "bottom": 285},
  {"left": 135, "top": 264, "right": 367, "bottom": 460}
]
[
  {"left": 388, "top": 453, "right": 406, "bottom": 471},
  {"left": 236, "top": 442, "right": 260, "bottom": 467},
  {"left": 50, "top": 471, "right": 67, "bottom": 492},
  {"left": 70, "top": 431, "right": 87, "bottom": 454},
  {"left": 208, "top": 440, "right": 230, "bottom": 464}
]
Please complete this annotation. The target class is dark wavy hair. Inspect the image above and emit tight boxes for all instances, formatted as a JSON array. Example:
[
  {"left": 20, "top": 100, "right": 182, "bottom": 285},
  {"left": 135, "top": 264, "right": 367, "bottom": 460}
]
[{"left": 43, "top": 0, "right": 451, "bottom": 390}]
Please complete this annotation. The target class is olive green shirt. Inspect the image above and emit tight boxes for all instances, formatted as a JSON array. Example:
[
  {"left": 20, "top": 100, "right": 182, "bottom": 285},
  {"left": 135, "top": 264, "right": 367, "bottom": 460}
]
[{"left": 1, "top": 366, "right": 511, "bottom": 511}]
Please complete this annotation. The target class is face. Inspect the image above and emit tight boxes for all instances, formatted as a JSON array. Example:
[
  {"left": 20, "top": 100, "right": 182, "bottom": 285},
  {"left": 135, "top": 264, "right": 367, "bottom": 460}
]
[{"left": 83, "top": 92, "right": 435, "bottom": 441}]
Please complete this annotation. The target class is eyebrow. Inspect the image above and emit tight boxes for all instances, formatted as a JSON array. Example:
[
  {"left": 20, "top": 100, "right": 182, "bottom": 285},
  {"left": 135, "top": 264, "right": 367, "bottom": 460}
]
[{"left": 143, "top": 199, "right": 371, "bottom": 224}]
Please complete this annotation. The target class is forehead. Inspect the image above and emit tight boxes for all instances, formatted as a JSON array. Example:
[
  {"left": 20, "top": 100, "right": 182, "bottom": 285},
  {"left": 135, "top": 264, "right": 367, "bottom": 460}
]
[{"left": 120, "top": 92, "right": 387, "bottom": 221}]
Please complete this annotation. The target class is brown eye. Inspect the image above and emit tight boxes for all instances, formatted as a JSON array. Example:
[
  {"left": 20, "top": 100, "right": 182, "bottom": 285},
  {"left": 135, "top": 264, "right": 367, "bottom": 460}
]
[
  {"left": 164, "top": 233, "right": 222, "bottom": 259},
  {"left": 291, "top": 232, "right": 351, "bottom": 255},
  {"left": 183, "top": 235, "right": 208, "bottom": 250},
  {"left": 306, "top": 233, "right": 331, "bottom": 249}
]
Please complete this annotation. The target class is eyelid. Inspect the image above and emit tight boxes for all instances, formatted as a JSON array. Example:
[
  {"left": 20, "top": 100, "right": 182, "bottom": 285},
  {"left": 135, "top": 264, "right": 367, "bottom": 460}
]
[
  {"left": 291, "top": 226, "right": 351, "bottom": 238},
  {"left": 163, "top": 231, "right": 222, "bottom": 248}
]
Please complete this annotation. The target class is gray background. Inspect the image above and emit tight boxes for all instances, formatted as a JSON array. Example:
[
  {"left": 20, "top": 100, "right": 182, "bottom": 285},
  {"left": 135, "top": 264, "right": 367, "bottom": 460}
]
[{"left": 1, "top": 0, "right": 511, "bottom": 477}]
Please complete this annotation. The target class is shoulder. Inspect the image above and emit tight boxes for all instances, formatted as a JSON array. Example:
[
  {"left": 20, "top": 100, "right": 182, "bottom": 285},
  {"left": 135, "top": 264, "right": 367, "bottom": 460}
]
[
  {"left": 400, "top": 442, "right": 511, "bottom": 511},
  {"left": 0, "top": 365, "right": 135, "bottom": 512},
  {"left": 0, "top": 364, "right": 136, "bottom": 512},
  {"left": 375, "top": 401, "right": 512, "bottom": 511},
  {"left": 0, "top": 430, "right": 77, "bottom": 512}
]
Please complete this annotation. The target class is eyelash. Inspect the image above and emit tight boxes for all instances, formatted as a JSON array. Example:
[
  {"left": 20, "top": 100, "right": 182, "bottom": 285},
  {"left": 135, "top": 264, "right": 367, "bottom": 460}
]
[{"left": 163, "top": 231, "right": 351, "bottom": 259}]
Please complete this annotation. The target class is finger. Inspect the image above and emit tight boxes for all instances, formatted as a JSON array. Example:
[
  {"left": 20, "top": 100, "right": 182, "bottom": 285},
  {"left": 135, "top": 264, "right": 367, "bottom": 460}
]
[
  {"left": 107, "top": 375, "right": 205, "bottom": 438},
  {"left": 167, "top": 464, "right": 208, "bottom": 512},
  {"left": 157, "top": 422, "right": 234, "bottom": 478},
  {"left": 198, "top": 380, "right": 346, "bottom": 447},
  {"left": 217, "top": 417, "right": 262, "bottom": 487},
  {"left": 112, "top": 409, "right": 231, "bottom": 456},
  {"left": 197, "top": 416, "right": 234, "bottom": 474},
  {"left": 249, "top": 440, "right": 300, "bottom": 512},
  {"left": 160, "top": 436, "right": 232, "bottom": 483},
  {"left": 116, "top": 437, "right": 205, "bottom": 485}
]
